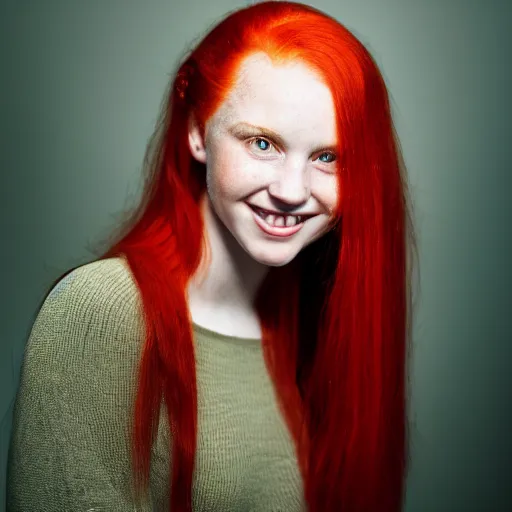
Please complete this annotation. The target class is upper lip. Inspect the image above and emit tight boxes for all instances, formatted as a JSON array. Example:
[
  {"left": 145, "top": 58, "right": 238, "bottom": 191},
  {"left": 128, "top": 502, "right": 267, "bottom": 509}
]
[{"left": 248, "top": 203, "right": 318, "bottom": 219}]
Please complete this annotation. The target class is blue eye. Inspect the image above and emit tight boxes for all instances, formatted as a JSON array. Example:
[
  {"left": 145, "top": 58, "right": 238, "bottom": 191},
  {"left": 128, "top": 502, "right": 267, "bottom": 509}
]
[
  {"left": 253, "top": 138, "right": 271, "bottom": 151},
  {"left": 318, "top": 152, "right": 336, "bottom": 163}
]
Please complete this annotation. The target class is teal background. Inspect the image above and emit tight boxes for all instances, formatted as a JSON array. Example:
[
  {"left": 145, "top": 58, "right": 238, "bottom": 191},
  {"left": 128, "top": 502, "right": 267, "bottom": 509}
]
[{"left": 1, "top": 0, "right": 511, "bottom": 510}]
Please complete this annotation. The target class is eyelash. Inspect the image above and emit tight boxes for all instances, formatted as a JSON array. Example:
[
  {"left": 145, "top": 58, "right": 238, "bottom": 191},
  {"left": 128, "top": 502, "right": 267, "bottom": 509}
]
[{"left": 247, "top": 137, "right": 337, "bottom": 165}]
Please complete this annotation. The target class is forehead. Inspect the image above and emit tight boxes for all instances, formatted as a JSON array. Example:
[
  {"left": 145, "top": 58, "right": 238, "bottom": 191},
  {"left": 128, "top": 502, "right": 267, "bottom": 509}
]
[{"left": 209, "top": 53, "right": 337, "bottom": 145}]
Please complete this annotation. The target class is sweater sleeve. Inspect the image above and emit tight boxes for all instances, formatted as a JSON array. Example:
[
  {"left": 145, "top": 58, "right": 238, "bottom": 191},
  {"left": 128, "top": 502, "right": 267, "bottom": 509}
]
[{"left": 6, "top": 258, "right": 155, "bottom": 512}]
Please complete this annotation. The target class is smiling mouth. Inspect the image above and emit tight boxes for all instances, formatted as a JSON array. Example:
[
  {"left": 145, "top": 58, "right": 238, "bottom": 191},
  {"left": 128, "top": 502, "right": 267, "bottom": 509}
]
[{"left": 248, "top": 204, "right": 316, "bottom": 227}]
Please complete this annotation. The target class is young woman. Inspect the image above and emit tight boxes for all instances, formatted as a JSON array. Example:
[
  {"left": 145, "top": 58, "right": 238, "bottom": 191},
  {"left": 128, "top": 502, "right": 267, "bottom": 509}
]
[{"left": 7, "top": 1, "right": 417, "bottom": 511}]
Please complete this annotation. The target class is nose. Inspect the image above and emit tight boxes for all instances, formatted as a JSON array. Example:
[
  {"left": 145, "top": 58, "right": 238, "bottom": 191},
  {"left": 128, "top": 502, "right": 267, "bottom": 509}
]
[{"left": 268, "top": 158, "right": 311, "bottom": 208}]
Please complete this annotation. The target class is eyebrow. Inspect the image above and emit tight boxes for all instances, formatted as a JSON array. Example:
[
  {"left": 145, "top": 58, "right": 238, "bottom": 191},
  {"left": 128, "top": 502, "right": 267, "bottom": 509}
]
[{"left": 228, "top": 122, "right": 339, "bottom": 154}]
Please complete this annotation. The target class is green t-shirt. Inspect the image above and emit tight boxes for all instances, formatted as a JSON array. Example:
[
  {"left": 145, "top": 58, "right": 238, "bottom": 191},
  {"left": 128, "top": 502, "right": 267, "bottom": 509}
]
[{"left": 7, "top": 257, "right": 304, "bottom": 511}]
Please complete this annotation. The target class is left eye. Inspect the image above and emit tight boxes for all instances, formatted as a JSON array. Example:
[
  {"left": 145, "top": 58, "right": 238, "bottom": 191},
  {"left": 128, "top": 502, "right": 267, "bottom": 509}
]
[{"left": 318, "top": 152, "right": 336, "bottom": 163}]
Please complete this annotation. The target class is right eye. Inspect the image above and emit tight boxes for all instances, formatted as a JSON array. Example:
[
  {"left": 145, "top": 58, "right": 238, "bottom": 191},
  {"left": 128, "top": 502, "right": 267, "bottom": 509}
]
[{"left": 248, "top": 137, "right": 274, "bottom": 152}]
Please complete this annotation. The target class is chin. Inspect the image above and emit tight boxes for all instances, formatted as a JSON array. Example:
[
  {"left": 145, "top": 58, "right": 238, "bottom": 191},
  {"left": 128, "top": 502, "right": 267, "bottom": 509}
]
[
  {"left": 255, "top": 256, "right": 296, "bottom": 268},
  {"left": 243, "top": 243, "right": 300, "bottom": 268}
]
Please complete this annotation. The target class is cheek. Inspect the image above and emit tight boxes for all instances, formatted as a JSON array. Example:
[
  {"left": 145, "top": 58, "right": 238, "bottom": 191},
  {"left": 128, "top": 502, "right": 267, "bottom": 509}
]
[
  {"left": 206, "top": 159, "right": 238, "bottom": 201},
  {"left": 207, "top": 149, "right": 261, "bottom": 201},
  {"left": 205, "top": 147, "right": 233, "bottom": 200},
  {"left": 312, "top": 175, "right": 341, "bottom": 215}
]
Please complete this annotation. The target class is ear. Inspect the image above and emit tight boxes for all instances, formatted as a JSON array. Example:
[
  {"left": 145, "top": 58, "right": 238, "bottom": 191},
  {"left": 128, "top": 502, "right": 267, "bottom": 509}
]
[{"left": 188, "top": 113, "right": 207, "bottom": 164}]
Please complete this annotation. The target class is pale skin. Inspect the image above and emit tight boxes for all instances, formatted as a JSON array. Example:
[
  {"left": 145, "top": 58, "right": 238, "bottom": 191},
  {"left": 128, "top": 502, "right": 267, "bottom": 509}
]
[{"left": 186, "top": 52, "right": 340, "bottom": 338}]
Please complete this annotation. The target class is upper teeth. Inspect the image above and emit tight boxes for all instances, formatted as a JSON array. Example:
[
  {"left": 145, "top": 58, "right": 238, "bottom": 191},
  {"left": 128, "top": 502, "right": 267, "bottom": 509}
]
[{"left": 255, "top": 208, "right": 303, "bottom": 227}]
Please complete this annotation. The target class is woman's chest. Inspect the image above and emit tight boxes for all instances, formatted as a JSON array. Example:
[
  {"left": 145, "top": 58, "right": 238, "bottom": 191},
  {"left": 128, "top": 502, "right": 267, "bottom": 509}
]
[{"left": 150, "top": 344, "right": 306, "bottom": 511}]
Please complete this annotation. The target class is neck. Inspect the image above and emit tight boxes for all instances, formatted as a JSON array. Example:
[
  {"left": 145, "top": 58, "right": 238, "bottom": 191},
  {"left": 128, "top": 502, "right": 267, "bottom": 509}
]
[{"left": 186, "top": 195, "right": 269, "bottom": 334}]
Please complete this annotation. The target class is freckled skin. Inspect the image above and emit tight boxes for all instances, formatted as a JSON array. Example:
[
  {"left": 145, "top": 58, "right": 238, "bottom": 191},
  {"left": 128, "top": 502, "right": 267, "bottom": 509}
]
[{"left": 189, "top": 52, "right": 340, "bottom": 267}]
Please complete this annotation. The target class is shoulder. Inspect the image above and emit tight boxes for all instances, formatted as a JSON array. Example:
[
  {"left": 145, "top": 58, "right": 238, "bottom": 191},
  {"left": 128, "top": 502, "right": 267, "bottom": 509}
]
[
  {"left": 43, "top": 256, "right": 140, "bottom": 325},
  {"left": 25, "top": 257, "right": 145, "bottom": 372},
  {"left": 44, "top": 256, "right": 138, "bottom": 310},
  {"left": 9, "top": 257, "right": 153, "bottom": 510}
]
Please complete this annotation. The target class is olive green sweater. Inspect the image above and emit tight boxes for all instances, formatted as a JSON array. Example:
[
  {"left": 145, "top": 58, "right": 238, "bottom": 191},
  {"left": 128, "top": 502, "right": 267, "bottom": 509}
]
[{"left": 7, "top": 257, "right": 305, "bottom": 511}]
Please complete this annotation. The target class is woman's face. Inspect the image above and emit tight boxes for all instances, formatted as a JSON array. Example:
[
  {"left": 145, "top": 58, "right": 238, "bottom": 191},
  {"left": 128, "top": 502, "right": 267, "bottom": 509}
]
[{"left": 189, "top": 52, "right": 340, "bottom": 267}]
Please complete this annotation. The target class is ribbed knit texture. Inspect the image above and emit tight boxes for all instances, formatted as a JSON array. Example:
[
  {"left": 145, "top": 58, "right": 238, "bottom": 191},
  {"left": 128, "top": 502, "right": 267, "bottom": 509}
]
[{"left": 7, "top": 257, "right": 305, "bottom": 511}]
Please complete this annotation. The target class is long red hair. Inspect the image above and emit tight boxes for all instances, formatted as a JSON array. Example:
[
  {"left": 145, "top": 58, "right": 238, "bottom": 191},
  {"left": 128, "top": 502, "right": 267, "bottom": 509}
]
[{"left": 51, "top": 2, "right": 418, "bottom": 510}]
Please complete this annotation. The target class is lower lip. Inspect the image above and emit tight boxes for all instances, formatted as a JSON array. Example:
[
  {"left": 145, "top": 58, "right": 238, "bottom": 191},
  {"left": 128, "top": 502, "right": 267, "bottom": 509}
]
[{"left": 249, "top": 206, "right": 305, "bottom": 238}]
